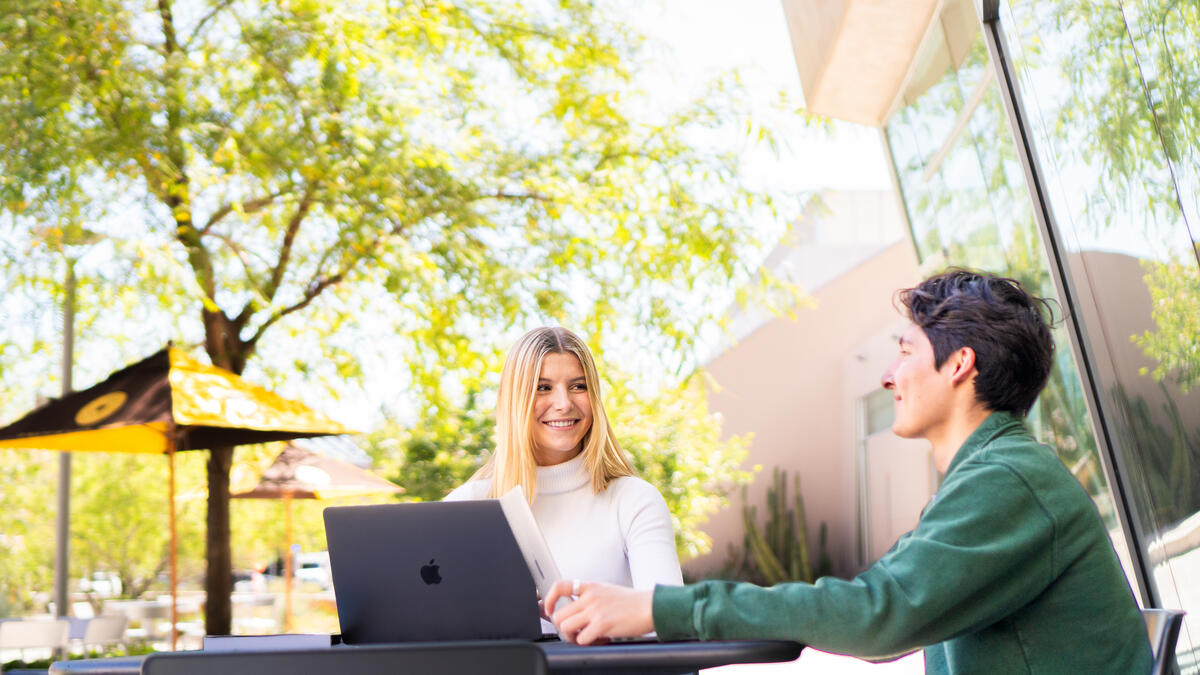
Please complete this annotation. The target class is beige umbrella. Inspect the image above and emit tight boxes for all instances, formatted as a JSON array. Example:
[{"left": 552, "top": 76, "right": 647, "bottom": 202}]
[{"left": 232, "top": 441, "right": 402, "bottom": 631}]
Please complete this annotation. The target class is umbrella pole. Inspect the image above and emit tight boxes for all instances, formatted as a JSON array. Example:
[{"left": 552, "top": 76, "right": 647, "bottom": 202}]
[
  {"left": 284, "top": 490, "right": 293, "bottom": 632},
  {"left": 168, "top": 433, "right": 178, "bottom": 651}
]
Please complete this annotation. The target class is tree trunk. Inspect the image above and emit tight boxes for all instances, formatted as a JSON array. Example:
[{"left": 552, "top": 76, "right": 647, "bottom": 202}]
[
  {"left": 204, "top": 445, "right": 234, "bottom": 635},
  {"left": 201, "top": 307, "right": 246, "bottom": 636}
]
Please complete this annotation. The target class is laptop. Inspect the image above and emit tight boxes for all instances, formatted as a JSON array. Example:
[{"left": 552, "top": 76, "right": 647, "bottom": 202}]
[{"left": 323, "top": 500, "right": 543, "bottom": 644}]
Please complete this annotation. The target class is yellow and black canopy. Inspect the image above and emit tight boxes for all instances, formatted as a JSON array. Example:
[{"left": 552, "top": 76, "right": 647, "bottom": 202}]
[{"left": 0, "top": 347, "right": 351, "bottom": 453}]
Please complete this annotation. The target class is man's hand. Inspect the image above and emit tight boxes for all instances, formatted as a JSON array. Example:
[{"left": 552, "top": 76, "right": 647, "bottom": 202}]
[{"left": 545, "top": 580, "right": 655, "bottom": 645}]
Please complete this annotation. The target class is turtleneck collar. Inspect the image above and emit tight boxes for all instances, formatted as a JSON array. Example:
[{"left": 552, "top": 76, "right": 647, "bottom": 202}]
[{"left": 536, "top": 451, "right": 591, "bottom": 495}]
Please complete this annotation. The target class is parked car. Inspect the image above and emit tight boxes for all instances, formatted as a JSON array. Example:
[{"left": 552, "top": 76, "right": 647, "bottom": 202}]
[
  {"left": 79, "top": 571, "right": 122, "bottom": 597},
  {"left": 293, "top": 551, "right": 332, "bottom": 590}
]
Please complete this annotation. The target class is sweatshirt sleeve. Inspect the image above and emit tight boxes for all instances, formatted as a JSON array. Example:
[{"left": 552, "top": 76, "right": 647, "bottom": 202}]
[
  {"left": 654, "top": 459, "right": 1059, "bottom": 657},
  {"left": 617, "top": 479, "right": 684, "bottom": 589}
]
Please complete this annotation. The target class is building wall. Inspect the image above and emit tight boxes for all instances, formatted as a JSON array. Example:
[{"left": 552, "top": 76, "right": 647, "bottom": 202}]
[
  {"left": 685, "top": 240, "right": 919, "bottom": 578},
  {"left": 777, "top": 0, "right": 1200, "bottom": 664}
]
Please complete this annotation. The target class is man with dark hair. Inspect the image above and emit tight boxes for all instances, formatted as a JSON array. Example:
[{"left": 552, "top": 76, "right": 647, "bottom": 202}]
[{"left": 546, "top": 269, "right": 1152, "bottom": 674}]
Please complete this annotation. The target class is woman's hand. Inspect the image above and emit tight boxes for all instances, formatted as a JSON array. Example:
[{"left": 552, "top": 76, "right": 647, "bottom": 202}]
[{"left": 545, "top": 579, "right": 655, "bottom": 645}]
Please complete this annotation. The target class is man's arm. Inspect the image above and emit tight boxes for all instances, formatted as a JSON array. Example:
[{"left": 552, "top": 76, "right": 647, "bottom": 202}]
[{"left": 551, "top": 459, "right": 1060, "bottom": 655}]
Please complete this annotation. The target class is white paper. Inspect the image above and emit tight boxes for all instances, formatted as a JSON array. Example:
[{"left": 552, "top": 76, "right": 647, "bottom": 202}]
[{"left": 202, "top": 633, "right": 332, "bottom": 652}]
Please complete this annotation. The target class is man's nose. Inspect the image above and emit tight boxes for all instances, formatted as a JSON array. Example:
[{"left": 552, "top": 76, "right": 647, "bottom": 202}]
[{"left": 880, "top": 364, "right": 896, "bottom": 390}]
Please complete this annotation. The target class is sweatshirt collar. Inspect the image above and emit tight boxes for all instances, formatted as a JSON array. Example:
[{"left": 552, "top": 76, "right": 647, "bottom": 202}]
[{"left": 943, "top": 410, "right": 1027, "bottom": 477}]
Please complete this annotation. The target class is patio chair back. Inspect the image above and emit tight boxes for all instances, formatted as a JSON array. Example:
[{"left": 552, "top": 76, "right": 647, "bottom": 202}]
[
  {"left": 0, "top": 618, "right": 70, "bottom": 660},
  {"left": 81, "top": 615, "right": 128, "bottom": 651},
  {"left": 1143, "top": 608, "right": 1185, "bottom": 675}
]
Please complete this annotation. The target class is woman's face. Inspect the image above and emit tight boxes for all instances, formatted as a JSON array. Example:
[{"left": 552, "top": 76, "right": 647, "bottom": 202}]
[{"left": 529, "top": 352, "right": 593, "bottom": 466}]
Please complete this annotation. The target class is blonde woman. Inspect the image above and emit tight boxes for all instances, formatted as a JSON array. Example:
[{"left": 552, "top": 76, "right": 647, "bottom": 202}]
[{"left": 445, "top": 326, "right": 683, "bottom": 593}]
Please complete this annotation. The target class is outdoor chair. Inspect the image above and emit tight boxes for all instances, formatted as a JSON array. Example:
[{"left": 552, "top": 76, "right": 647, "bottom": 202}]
[
  {"left": 0, "top": 617, "right": 70, "bottom": 662},
  {"left": 77, "top": 615, "right": 128, "bottom": 654},
  {"left": 1143, "top": 607, "right": 1185, "bottom": 675},
  {"left": 114, "top": 601, "right": 170, "bottom": 643}
]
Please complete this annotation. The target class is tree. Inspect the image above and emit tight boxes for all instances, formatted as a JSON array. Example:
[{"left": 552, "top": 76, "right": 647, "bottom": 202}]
[
  {"left": 1135, "top": 258, "right": 1200, "bottom": 393},
  {"left": 70, "top": 452, "right": 208, "bottom": 604},
  {"left": 385, "top": 390, "right": 495, "bottom": 504},
  {"left": 1, "top": 1, "right": 796, "bottom": 632},
  {"left": 0, "top": 451, "right": 57, "bottom": 615}
]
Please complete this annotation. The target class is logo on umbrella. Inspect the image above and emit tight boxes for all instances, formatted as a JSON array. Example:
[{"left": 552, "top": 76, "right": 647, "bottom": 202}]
[{"left": 74, "top": 391, "right": 128, "bottom": 425}]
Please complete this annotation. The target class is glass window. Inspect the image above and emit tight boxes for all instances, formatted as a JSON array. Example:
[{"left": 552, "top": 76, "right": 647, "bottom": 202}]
[
  {"left": 884, "top": 0, "right": 1117, "bottom": 548},
  {"left": 863, "top": 387, "right": 894, "bottom": 437},
  {"left": 892, "top": 0, "right": 1171, "bottom": 605},
  {"left": 996, "top": 0, "right": 1200, "bottom": 665}
]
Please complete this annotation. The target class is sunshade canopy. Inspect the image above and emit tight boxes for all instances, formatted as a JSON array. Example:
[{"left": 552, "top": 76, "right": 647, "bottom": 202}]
[
  {"left": 232, "top": 443, "right": 402, "bottom": 500},
  {"left": 0, "top": 347, "right": 352, "bottom": 453}
]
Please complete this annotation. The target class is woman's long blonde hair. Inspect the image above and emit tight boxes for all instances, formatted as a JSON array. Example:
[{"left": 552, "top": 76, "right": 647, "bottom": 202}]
[{"left": 477, "top": 327, "right": 634, "bottom": 501}]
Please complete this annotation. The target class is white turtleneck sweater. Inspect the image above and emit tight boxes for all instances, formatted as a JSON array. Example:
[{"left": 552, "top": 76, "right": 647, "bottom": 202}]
[{"left": 444, "top": 453, "right": 683, "bottom": 590}]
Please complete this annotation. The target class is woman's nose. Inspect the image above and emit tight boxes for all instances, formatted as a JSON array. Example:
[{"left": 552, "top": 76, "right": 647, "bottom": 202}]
[{"left": 550, "top": 386, "right": 571, "bottom": 409}]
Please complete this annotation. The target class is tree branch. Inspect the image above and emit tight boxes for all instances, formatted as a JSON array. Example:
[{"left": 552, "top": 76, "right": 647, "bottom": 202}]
[
  {"left": 245, "top": 267, "right": 347, "bottom": 350},
  {"left": 157, "top": 0, "right": 179, "bottom": 55},
  {"left": 244, "top": 211, "right": 414, "bottom": 349},
  {"left": 490, "top": 189, "right": 552, "bottom": 202},
  {"left": 262, "top": 184, "right": 316, "bottom": 303},
  {"left": 182, "top": 0, "right": 238, "bottom": 51},
  {"left": 201, "top": 193, "right": 288, "bottom": 235},
  {"left": 204, "top": 229, "right": 263, "bottom": 291}
]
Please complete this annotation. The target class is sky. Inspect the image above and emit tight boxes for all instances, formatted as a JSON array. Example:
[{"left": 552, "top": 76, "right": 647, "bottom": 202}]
[{"left": 642, "top": 0, "right": 891, "bottom": 193}]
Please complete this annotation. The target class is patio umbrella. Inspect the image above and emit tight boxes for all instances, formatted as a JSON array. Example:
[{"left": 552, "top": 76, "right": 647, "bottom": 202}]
[
  {"left": 232, "top": 440, "right": 402, "bottom": 630},
  {"left": 0, "top": 346, "right": 353, "bottom": 648}
]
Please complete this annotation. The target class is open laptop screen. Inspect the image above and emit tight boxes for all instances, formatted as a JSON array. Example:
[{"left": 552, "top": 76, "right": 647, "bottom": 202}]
[{"left": 324, "top": 500, "right": 542, "bottom": 643}]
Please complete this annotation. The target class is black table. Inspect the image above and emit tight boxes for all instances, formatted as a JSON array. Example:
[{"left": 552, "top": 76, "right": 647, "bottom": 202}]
[
  {"left": 540, "top": 638, "right": 802, "bottom": 674},
  {"left": 50, "top": 638, "right": 803, "bottom": 674}
]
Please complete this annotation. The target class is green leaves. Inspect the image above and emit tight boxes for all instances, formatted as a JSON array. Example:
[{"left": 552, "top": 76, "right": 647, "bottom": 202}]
[
  {"left": 1, "top": 0, "right": 799, "bottom": 611},
  {"left": 1134, "top": 257, "right": 1200, "bottom": 392}
]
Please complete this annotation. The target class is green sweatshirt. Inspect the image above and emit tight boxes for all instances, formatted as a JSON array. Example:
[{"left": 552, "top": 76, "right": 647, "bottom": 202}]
[{"left": 654, "top": 412, "right": 1152, "bottom": 674}]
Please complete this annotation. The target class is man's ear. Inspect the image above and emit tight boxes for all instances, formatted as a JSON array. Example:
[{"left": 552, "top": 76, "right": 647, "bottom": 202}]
[{"left": 946, "top": 347, "right": 977, "bottom": 387}]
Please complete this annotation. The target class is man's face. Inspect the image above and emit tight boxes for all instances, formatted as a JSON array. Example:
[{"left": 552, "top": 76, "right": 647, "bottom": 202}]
[{"left": 881, "top": 324, "right": 956, "bottom": 441}]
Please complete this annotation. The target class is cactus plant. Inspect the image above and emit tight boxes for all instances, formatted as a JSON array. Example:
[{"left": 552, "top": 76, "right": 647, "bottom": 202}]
[{"left": 734, "top": 467, "right": 830, "bottom": 584}]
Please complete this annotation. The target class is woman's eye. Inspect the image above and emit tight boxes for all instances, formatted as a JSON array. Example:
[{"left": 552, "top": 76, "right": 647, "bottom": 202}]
[
  {"left": 571, "top": 383, "right": 587, "bottom": 391},
  {"left": 536, "top": 384, "right": 551, "bottom": 392}
]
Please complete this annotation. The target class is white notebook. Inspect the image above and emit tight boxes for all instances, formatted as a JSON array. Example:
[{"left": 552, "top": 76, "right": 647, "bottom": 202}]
[{"left": 498, "top": 485, "right": 568, "bottom": 614}]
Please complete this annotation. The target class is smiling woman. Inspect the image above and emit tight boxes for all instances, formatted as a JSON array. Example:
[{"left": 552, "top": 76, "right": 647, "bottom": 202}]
[
  {"left": 445, "top": 327, "right": 683, "bottom": 598},
  {"left": 529, "top": 352, "right": 594, "bottom": 467}
]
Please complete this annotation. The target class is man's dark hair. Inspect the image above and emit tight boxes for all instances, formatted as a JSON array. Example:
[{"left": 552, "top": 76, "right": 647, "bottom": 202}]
[{"left": 897, "top": 268, "right": 1056, "bottom": 416}]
